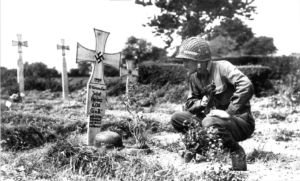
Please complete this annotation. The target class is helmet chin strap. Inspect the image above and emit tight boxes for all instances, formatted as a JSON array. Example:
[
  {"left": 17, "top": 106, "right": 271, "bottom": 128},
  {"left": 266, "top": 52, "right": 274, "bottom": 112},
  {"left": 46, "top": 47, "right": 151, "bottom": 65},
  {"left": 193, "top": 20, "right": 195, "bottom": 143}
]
[{"left": 197, "top": 61, "right": 209, "bottom": 78}]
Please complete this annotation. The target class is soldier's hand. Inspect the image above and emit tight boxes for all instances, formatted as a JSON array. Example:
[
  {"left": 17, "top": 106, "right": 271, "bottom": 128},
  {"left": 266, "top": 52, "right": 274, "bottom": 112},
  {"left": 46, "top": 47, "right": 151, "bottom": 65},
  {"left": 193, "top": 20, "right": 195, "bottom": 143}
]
[
  {"left": 206, "top": 110, "right": 230, "bottom": 119},
  {"left": 195, "top": 96, "right": 208, "bottom": 108},
  {"left": 201, "top": 96, "right": 208, "bottom": 107}
]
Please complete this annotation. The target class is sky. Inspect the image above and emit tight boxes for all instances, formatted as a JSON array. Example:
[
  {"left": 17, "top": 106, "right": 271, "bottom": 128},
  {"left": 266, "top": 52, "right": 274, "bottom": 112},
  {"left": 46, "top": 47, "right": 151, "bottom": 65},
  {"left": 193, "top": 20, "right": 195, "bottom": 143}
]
[{"left": 1, "top": 0, "right": 300, "bottom": 73}]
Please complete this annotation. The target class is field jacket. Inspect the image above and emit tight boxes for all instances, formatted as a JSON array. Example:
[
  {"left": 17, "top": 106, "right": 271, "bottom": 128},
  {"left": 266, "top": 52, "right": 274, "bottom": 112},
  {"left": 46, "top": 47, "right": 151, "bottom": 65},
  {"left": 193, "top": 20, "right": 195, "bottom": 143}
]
[{"left": 186, "top": 60, "right": 255, "bottom": 124}]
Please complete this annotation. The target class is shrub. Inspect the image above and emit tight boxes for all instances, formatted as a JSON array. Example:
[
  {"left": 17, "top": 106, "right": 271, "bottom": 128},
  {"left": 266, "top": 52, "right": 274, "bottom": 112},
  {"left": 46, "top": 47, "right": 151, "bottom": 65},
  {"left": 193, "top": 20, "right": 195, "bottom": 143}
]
[
  {"left": 68, "top": 77, "right": 88, "bottom": 92},
  {"left": 247, "top": 148, "right": 278, "bottom": 163},
  {"left": 214, "top": 56, "right": 299, "bottom": 79},
  {"left": 138, "top": 61, "right": 275, "bottom": 97},
  {"left": 0, "top": 111, "right": 86, "bottom": 151},
  {"left": 0, "top": 67, "right": 19, "bottom": 95},
  {"left": 181, "top": 116, "right": 223, "bottom": 158},
  {"left": 106, "top": 77, "right": 126, "bottom": 96},
  {"left": 237, "top": 65, "right": 274, "bottom": 97},
  {"left": 138, "top": 61, "right": 188, "bottom": 88},
  {"left": 1, "top": 124, "right": 45, "bottom": 151}
]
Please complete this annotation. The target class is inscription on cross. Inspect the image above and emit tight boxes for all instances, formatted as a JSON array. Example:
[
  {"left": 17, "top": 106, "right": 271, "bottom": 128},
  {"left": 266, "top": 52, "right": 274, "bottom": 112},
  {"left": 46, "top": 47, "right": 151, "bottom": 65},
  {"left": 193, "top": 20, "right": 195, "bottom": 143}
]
[
  {"left": 120, "top": 59, "right": 139, "bottom": 94},
  {"left": 12, "top": 34, "right": 28, "bottom": 94},
  {"left": 76, "top": 29, "right": 121, "bottom": 145},
  {"left": 57, "top": 39, "right": 70, "bottom": 100}
]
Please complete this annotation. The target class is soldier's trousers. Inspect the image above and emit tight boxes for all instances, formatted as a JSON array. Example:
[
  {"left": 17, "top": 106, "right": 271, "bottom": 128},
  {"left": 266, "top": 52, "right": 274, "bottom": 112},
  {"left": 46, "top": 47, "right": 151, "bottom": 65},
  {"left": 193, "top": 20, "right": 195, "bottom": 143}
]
[{"left": 170, "top": 110, "right": 255, "bottom": 151}]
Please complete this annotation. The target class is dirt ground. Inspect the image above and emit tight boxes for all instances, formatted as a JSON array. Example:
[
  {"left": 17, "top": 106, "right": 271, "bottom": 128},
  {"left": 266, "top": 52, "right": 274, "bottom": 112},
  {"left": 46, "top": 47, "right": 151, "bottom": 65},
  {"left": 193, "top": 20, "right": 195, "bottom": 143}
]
[{"left": 1, "top": 93, "right": 300, "bottom": 180}]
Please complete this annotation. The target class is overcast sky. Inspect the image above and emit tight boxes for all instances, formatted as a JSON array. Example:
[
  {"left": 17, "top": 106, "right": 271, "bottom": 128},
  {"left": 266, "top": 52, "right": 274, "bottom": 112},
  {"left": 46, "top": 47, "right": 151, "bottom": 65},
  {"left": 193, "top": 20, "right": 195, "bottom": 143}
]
[{"left": 1, "top": 0, "right": 300, "bottom": 72}]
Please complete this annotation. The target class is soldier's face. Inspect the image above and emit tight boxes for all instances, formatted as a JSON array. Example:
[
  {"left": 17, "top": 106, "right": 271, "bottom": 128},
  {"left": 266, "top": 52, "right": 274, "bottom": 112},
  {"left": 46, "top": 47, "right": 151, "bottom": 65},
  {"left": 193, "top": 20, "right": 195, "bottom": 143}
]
[{"left": 183, "top": 59, "right": 198, "bottom": 75}]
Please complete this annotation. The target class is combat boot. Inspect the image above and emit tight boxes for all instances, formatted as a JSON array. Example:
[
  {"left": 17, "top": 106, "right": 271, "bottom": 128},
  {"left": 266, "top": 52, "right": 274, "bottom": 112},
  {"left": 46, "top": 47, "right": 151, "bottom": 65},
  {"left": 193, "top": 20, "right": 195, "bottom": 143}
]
[{"left": 230, "top": 143, "right": 247, "bottom": 171}]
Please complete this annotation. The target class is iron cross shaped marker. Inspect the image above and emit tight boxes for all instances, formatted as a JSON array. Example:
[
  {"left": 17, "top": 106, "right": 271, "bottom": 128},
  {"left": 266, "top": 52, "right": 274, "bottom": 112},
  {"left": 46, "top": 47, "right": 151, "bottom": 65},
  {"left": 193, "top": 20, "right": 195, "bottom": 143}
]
[
  {"left": 76, "top": 29, "right": 121, "bottom": 146},
  {"left": 120, "top": 59, "right": 139, "bottom": 94},
  {"left": 57, "top": 39, "right": 70, "bottom": 100},
  {"left": 12, "top": 34, "right": 28, "bottom": 94}
]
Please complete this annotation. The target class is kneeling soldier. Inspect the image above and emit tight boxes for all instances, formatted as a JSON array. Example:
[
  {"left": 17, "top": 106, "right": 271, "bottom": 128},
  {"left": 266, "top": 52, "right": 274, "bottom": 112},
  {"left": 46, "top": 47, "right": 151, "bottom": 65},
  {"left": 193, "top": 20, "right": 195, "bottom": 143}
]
[{"left": 171, "top": 37, "right": 255, "bottom": 166}]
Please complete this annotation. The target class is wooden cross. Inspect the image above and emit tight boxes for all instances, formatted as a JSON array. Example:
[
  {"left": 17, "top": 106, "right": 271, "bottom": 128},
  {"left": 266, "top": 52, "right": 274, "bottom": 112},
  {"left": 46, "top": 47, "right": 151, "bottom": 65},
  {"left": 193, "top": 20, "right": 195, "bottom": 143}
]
[
  {"left": 120, "top": 59, "right": 139, "bottom": 94},
  {"left": 57, "top": 39, "right": 70, "bottom": 100},
  {"left": 12, "top": 34, "right": 28, "bottom": 94},
  {"left": 76, "top": 29, "right": 121, "bottom": 145}
]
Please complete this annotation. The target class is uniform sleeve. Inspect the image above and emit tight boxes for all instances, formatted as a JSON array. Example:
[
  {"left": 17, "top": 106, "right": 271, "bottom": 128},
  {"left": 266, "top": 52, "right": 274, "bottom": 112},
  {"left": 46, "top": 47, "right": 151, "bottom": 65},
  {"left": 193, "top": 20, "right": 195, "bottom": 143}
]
[
  {"left": 185, "top": 74, "right": 205, "bottom": 114},
  {"left": 222, "top": 61, "right": 254, "bottom": 116}
]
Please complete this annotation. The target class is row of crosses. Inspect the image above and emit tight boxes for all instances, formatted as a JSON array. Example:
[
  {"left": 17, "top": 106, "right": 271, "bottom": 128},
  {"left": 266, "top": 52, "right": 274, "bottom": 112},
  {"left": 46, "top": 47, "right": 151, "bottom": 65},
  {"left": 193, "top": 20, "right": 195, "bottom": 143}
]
[
  {"left": 12, "top": 31, "right": 137, "bottom": 100},
  {"left": 12, "top": 29, "right": 138, "bottom": 145}
]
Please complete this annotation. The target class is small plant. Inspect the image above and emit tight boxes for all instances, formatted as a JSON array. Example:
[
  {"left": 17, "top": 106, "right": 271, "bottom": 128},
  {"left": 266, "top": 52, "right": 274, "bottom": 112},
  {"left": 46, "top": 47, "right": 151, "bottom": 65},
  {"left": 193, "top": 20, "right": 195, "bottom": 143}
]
[
  {"left": 278, "top": 61, "right": 300, "bottom": 113},
  {"left": 122, "top": 82, "right": 153, "bottom": 149},
  {"left": 181, "top": 116, "right": 224, "bottom": 160},
  {"left": 149, "top": 138, "right": 184, "bottom": 153},
  {"left": 247, "top": 148, "right": 278, "bottom": 163},
  {"left": 273, "top": 128, "right": 295, "bottom": 142},
  {"left": 203, "top": 162, "right": 248, "bottom": 181}
]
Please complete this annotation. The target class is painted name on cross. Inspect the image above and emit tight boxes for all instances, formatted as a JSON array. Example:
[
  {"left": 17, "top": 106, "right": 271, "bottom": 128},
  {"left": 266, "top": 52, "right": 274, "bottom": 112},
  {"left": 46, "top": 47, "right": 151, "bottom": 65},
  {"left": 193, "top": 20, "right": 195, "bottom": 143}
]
[{"left": 87, "top": 84, "right": 106, "bottom": 127}]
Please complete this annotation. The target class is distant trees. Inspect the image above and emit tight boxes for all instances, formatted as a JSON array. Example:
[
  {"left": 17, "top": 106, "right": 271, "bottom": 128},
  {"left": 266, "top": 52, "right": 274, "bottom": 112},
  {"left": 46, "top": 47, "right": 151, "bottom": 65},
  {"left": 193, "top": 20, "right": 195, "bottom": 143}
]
[
  {"left": 208, "top": 18, "right": 254, "bottom": 56},
  {"left": 24, "top": 62, "right": 60, "bottom": 78},
  {"left": 1, "top": 67, "right": 18, "bottom": 95},
  {"left": 69, "top": 62, "right": 120, "bottom": 77},
  {"left": 23, "top": 62, "right": 61, "bottom": 91},
  {"left": 1, "top": 62, "right": 61, "bottom": 94},
  {"left": 122, "top": 36, "right": 167, "bottom": 64},
  {"left": 208, "top": 18, "right": 277, "bottom": 57},
  {"left": 242, "top": 36, "right": 277, "bottom": 56},
  {"left": 209, "top": 36, "right": 237, "bottom": 57},
  {"left": 135, "top": 0, "right": 256, "bottom": 49}
]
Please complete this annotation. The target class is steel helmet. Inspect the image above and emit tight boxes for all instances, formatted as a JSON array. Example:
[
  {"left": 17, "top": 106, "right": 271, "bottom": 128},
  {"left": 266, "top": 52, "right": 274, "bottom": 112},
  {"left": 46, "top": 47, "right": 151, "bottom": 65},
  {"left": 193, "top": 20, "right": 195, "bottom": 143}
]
[{"left": 175, "top": 37, "right": 211, "bottom": 61}]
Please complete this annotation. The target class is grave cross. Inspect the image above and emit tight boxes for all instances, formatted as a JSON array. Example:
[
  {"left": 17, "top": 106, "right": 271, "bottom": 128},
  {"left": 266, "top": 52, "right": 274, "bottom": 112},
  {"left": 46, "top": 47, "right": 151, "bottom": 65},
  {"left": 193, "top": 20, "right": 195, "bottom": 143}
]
[
  {"left": 120, "top": 59, "right": 139, "bottom": 94},
  {"left": 57, "top": 39, "right": 70, "bottom": 100},
  {"left": 12, "top": 34, "right": 28, "bottom": 94},
  {"left": 76, "top": 29, "right": 121, "bottom": 145}
]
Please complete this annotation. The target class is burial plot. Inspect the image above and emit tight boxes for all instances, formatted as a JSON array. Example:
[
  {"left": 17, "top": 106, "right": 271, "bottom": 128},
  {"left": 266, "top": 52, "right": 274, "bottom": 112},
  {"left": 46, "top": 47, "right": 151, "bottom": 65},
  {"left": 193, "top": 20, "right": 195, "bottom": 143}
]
[
  {"left": 120, "top": 59, "right": 138, "bottom": 94},
  {"left": 76, "top": 29, "right": 121, "bottom": 145},
  {"left": 57, "top": 39, "right": 70, "bottom": 100},
  {"left": 12, "top": 34, "right": 28, "bottom": 94}
]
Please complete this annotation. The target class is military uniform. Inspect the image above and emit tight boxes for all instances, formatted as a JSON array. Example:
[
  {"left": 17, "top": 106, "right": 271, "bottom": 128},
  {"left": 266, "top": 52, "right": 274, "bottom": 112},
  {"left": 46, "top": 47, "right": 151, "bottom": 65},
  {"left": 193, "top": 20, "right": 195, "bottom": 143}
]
[
  {"left": 171, "top": 36, "right": 255, "bottom": 154},
  {"left": 171, "top": 60, "right": 255, "bottom": 151}
]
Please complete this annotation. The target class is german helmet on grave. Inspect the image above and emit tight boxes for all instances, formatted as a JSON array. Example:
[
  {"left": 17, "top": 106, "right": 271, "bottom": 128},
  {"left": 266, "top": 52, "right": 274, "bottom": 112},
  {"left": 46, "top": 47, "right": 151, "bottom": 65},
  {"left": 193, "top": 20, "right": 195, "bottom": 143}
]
[
  {"left": 94, "top": 131, "right": 123, "bottom": 148},
  {"left": 175, "top": 37, "right": 211, "bottom": 61}
]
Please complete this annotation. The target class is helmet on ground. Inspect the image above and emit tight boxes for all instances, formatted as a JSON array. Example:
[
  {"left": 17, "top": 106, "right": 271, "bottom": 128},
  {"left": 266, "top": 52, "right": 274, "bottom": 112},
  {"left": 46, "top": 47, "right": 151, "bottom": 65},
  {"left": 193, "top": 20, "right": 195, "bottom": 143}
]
[{"left": 175, "top": 36, "right": 211, "bottom": 61}]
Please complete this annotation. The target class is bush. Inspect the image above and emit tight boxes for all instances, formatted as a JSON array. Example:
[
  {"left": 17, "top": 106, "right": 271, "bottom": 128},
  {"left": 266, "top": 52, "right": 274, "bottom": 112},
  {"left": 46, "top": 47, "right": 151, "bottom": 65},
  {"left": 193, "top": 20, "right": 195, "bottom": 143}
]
[
  {"left": 0, "top": 67, "right": 19, "bottom": 95},
  {"left": 138, "top": 61, "right": 188, "bottom": 88},
  {"left": 138, "top": 61, "right": 275, "bottom": 97},
  {"left": 0, "top": 111, "right": 87, "bottom": 151},
  {"left": 237, "top": 65, "right": 274, "bottom": 97},
  {"left": 106, "top": 77, "right": 126, "bottom": 96},
  {"left": 1, "top": 124, "right": 45, "bottom": 151},
  {"left": 214, "top": 56, "right": 299, "bottom": 79}
]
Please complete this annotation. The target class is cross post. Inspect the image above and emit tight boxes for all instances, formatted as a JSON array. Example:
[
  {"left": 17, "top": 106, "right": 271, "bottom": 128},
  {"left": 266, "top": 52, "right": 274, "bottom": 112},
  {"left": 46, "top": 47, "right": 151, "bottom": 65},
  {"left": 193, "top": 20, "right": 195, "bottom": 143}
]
[
  {"left": 120, "top": 59, "right": 138, "bottom": 94},
  {"left": 12, "top": 34, "right": 28, "bottom": 94},
  {"left": 76, "top": 29, "right": 121, "bottom": 145},
  {"left": 57, "top": 39, "right": 70, "bottom": 100}
]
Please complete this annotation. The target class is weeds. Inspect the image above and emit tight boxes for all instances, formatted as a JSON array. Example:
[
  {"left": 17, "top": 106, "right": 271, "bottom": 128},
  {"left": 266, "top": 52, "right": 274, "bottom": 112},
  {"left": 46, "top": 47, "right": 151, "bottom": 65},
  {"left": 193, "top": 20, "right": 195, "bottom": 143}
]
[
  {"left": 273, "top": 128, "right": 295, "bottom": 141},
  {"left": 1, "top": 111, "right": 87, "bottom": 151},
  {"left": 181, "top": 116, "right": 224, "bottom": 159},
  {"left": 121, "top": 82, "right": 154, "bottom": 149},
  {"left": 247, "top": 148, "right": 278, "bottom": 163},
  {"left": 203, "top": 162, "right": 248, "bottom": 181},
  {"left": 149, "top": 138, "right": 184, "bottom": 153}
]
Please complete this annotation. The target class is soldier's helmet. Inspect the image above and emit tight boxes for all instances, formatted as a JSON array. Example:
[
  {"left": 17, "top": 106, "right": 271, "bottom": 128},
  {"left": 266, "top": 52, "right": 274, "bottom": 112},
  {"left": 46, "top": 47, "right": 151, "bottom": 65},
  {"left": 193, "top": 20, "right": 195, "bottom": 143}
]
[{"left": 175, "top": 37, "right": 211, "bottom": 61}]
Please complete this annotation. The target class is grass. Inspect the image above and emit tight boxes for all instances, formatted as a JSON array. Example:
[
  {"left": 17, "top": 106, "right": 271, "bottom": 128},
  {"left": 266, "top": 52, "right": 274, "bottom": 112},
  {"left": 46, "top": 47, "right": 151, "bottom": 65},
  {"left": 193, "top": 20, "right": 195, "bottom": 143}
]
[
  {"left": 273, "top": 128, "right": 295, "bottom": 142},
  {"left": 1, "top": 89, "right": 300, "bottom": 180},
  {"left": 247, "top": 148, "right": 278, "bottom": 163}
]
